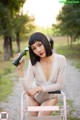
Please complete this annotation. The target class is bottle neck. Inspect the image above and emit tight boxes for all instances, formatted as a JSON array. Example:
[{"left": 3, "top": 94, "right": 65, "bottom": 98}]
[{"left": 22, "top": 50, "right": 27, "bottom": 55}]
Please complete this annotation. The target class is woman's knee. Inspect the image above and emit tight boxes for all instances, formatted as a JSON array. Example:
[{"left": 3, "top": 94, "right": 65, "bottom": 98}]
[
  {"left": 27, "top": 96, "right": 39, "bottom": 116},
  {"left": 38, "top": 97, "right": 58, "bottom": 116},
  {"left": 29, "top": 111, "right": 38, "bottom": 116}
]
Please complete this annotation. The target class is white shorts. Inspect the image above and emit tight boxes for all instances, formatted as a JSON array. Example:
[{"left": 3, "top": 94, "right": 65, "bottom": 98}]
[{"left": 34, "top": 92, "right": 56, "bottom": 104}]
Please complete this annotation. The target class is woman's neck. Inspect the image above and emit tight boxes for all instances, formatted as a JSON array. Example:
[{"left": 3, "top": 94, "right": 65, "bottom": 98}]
[{"left": 40, "top": 54, "right": 54, "bottom": 63}]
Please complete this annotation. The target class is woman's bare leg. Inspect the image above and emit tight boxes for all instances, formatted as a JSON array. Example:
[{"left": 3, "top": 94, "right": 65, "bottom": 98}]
[
  {"left": 27, "top": 96, "right": 40, "bottom": 116},
  {"left": 38, "top": 96, "right": 58, "bottom": 116}
]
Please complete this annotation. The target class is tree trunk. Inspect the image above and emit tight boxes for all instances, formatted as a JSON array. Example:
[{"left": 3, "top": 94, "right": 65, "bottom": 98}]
[
  {"left": 9, "top": 36, "right": 13, "bottom": 57},
  {"left": 77, "top": 38, "right": 80, "bottom": 45},
  {"left": 70, "top": 36, "right": 73, "bottom": 48},
  {"left": 16, "top": 32, "right": 20, "bottom": 53},
  {"left": 3, "top": 36, "right": 10, "bottom": 60},
  {"left": 67, "top": 36, "right": 70, "bottom": 47}
]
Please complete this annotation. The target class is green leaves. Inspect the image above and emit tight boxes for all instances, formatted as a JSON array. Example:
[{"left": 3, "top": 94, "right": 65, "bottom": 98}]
[{"left": 56, "top": 4, "right": 80, "bottom": 38}]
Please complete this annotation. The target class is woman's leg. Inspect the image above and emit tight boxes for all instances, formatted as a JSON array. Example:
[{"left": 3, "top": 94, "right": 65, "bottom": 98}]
[
  {"left": 27, "top": 96, "right": 40, "bottom": 116},
  {"left": 38, "top": 96, "right": 58, "bottom": 116}
]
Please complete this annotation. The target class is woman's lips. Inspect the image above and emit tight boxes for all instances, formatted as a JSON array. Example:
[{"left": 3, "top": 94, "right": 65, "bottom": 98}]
[{"left": 39, "top": 52, "right": 44, "bottom": 56}]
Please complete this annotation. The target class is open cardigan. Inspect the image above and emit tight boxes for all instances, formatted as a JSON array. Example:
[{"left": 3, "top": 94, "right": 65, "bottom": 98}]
[{"left": 20, "top": 53, "right": 66, "bottom": 93}]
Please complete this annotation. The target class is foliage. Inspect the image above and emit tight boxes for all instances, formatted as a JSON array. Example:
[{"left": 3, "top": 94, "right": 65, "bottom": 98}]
[
  {"left": 0, "top": 0, "right": 36, "bottom": 60},
  {"left": 13, "top": 14, "right": 35, "bottom": 37},
  {"left": 0, "top": 3, "right": 11, "bottom": 36},
  {"left": 0, "top": 0, "right": 26, "bottom": 36},
  {"left": 52, "top": 24, "right": 61, "bottom": 36},
  {"left": 52, "top": 4, "right": 80, "bottom": 45},
  {"left": 0, "top": 0, "right": 35, "bottom": 37}
]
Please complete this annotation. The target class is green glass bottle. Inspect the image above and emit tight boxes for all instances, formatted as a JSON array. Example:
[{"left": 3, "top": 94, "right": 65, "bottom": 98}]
[{"left": 12, "top": 47, "right": 28, "bottom": 66}]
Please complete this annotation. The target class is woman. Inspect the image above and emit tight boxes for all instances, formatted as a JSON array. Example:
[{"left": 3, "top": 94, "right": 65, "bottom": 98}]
[{"left": 17, "top": 32, "right": 66, "bottom": 116}]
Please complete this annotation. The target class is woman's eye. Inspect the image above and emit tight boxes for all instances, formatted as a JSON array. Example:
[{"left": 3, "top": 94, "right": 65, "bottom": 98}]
[
  {"left": 32, "top": 47, "right": 36, "bottom": 50},
  {"left": 38, "top": 43, "right": 42, "bottom": 47}
]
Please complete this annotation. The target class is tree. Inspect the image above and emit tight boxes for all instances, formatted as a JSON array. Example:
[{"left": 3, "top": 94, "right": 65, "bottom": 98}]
[
  {"left": 13, "top": 14, "right": 35, "bottom": 52},
  {"left": 55, "top": 4, "right": 80, "bottom": 47},
  {"left": 0, "top": 0, "right": 26, "bottom": 60}
]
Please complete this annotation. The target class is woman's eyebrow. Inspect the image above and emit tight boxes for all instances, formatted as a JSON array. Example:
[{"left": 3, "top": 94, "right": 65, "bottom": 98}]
[{"left": 31, "top": 42, "right": 40, "bottom": 46}]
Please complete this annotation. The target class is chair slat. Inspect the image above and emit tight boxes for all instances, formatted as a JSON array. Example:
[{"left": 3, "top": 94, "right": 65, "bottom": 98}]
[{"left": 27, "top": 106, "right": 59, "bottom": 111}]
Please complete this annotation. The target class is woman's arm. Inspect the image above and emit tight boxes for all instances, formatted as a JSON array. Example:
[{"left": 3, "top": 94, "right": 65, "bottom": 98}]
[
  {"left": 16, "top": 57, "right": 25, "bottom": 77},
  {"left": 20, "top": 62, "right": 35, "bottom": 92},
  {"left": 16, "top": 59, "right": 35, "bottom": 92},
  {"left": 17, "top": 59, "right": 43, "bottom": 97}
]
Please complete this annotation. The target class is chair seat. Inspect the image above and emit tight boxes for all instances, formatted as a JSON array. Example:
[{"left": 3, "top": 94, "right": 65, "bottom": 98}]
[{"left": 27, "top": 106, "right": 59, "bottom": 112}]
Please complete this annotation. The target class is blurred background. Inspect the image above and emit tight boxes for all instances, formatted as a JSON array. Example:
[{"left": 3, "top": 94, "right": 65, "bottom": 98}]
[{"left": 0, "top": 0, "right": 80, "bottom": 119}]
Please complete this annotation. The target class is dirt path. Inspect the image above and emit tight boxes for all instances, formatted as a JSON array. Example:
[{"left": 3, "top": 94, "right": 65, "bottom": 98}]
[
  {"left": 64, "top": 60, "right": 80, "bottom": 118},
  {"left": 0, "top": 59, "right": 80, "bottom": 119}
]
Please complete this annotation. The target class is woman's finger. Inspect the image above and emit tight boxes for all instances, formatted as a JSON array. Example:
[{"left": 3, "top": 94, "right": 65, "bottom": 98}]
[
  {"left": 13, "top": 53, "right": 20, "bottom": 61},
  {"left": 19, "top": 57, "right": 24, "bottom": 63}
]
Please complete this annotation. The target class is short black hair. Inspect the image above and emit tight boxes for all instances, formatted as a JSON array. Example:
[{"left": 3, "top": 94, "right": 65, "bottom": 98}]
[
  {"left": 28, "top": 32, "right": 52, "bottom": 65},
  {"left": 50, "top": 37, "right": 54, "bottom": 49}
]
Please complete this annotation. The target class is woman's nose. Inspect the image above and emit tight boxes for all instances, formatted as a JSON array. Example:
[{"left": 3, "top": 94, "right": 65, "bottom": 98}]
[{"left": 37, "top": 47, "right": 41, "bottom": 52}]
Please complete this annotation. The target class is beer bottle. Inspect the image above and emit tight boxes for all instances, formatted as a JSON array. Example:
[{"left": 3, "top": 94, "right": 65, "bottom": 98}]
[{"left": 12, "top": 47, "right": 28, "bottom": 66}]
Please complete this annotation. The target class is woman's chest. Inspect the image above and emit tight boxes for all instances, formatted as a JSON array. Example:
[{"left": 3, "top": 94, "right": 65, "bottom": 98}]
[
  {"left": 33, "top": 57, "right": 60, "bottom": 82},
  {"left": 40, "top": 62, "right": 52, "bottom": 81}
]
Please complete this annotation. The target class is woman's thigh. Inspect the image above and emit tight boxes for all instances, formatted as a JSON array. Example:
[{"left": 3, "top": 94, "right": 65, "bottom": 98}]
[
  {"left": 38, "top": 96, "right": 58, "bottom": 116},
  {"left": 27, "top": 96, "right": 40, "bottom": 116}
]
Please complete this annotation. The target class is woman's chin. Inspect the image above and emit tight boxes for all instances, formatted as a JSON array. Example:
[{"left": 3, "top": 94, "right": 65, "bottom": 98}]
[{"left": 40, "top": 54, "right": 46, "bottom": 58}]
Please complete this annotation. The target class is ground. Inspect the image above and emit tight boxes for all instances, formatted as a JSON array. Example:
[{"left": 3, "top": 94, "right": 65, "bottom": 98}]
[{"left": 0, "top": 59, "right": 80, "bottom": 119}]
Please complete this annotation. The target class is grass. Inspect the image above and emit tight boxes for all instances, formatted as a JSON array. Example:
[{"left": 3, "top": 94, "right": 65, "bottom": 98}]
[
  {"left": 67, "top": 116, "right": 80, "bottom": 120},
  {"left": 67, "top": 99, "right": 75, "bottom": 115},
  {"left": 0, "top": 77, "right": 13, "bottom": 101},
  {"left": 0, "top": 59, "right": 14, "bottom": 102},
  {"left": 0, "top": 60, "right": 13, "bottom": 76},
  {"left": 54, "top": 36, "right": 80, "bottom": 69},
  {"left": 0, "top": 39, "right": 29, "bottom": 104},
  {"left": 56, "top": 45, "right": 80, "bottom": 59},
  {"left": 0, "top": 39, "right": 29, "bottom": 111}
]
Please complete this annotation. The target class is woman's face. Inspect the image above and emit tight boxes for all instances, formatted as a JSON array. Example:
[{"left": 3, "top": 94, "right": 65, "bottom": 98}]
[{"left": 31, "top": 41, "right": 46, "bottom": 58}]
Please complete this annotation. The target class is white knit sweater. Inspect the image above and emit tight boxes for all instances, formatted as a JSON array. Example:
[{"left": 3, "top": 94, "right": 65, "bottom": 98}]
[{"left": 19, "top": 53, "right": 66, "bottom": 93}]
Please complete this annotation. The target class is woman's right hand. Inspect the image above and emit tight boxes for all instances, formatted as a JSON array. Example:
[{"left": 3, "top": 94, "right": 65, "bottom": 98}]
[
  {"left": 17, "top": 57, "right": 25, "bottom": 70},
  {"left": 14, "top": 54, "right": 25, "bottom": 77}
]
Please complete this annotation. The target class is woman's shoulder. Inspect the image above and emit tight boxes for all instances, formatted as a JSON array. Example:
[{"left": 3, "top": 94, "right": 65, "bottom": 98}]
[
  {"left": 54, "top": 53, "right": 66, "bottom": 61},
  {"left": 28, "top": 60, "right": 38, "bottom": 69}
]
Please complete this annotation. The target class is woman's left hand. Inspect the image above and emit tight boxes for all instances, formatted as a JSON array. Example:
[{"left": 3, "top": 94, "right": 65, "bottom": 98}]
[{"left": 27, "top": 86, "right": 43, "bottom": 97}]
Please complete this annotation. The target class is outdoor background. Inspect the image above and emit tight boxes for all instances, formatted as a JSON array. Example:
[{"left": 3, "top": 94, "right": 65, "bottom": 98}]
[{"left": 0, "top": 0, "right": 80, "bottom": 120}]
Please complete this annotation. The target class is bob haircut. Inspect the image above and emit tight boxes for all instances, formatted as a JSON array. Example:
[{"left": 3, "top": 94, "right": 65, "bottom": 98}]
[{"left": 28, "top": 32, "right": 52, "bottom": 65}]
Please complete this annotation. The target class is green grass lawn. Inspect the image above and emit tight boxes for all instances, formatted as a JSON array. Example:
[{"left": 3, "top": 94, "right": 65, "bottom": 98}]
[{"left": 54, "top": 37, "right": 80, "bottom": 69}]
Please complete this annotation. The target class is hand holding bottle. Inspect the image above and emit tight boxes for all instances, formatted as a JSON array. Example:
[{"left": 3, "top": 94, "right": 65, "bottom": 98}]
[
  {"left": 12, "top": 46, "right": 28, "bottom": 77},
  {"left": 14, "top": 53, "right": 25, "bottom": 77},
  {"left": 12, "top": 46, "right": 28, "bottom": 66}
]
